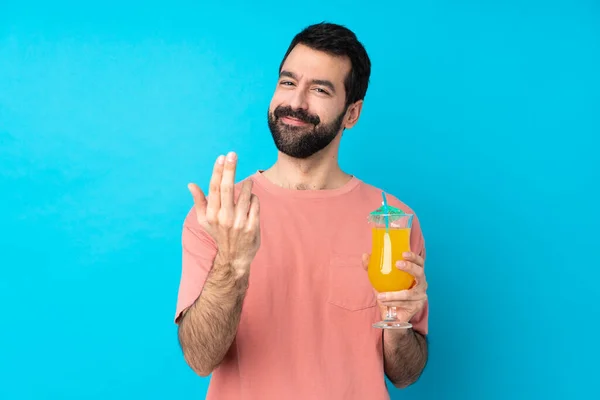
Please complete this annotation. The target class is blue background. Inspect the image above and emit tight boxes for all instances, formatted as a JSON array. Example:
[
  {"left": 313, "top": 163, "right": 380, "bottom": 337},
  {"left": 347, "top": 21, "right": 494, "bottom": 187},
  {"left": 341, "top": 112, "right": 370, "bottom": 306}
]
[{"left": 1, "top": 1, "right": 598, "bottom": 399}]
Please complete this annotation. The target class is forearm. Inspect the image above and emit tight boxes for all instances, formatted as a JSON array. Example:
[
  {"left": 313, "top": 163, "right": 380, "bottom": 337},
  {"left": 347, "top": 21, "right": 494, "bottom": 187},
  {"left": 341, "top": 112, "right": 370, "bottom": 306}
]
[
  {"left": 383, "top": 329, "right": 428, "bottom": 388},
  {"left": 177, "top": 259, "right": 249, "bottom": 376}
]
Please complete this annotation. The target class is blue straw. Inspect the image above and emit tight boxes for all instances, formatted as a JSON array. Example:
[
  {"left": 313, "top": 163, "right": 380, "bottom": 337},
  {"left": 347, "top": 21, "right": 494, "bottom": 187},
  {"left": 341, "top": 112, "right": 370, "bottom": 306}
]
[{"left": 381, "top": 191, "right": 389, "bottom": 230}]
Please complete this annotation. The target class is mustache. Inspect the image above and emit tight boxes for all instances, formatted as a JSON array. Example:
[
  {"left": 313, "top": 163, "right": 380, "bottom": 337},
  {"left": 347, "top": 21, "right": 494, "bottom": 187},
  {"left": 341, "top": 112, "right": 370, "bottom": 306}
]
[{"left": 274, "top": 106, "right": 320, "bottom": 125}]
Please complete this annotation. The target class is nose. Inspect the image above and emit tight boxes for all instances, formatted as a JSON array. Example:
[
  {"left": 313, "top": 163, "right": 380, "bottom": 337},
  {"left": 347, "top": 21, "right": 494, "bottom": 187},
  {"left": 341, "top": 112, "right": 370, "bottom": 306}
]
[{"left": 288, "top": 88, "right": 309, "bottom": 111}]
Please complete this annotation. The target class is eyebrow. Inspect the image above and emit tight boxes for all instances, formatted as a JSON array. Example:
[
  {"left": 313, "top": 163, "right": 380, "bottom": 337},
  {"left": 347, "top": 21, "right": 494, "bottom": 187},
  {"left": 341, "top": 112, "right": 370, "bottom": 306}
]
[{"left": 280, "top": 70, "right": 337, "bottom": 94}]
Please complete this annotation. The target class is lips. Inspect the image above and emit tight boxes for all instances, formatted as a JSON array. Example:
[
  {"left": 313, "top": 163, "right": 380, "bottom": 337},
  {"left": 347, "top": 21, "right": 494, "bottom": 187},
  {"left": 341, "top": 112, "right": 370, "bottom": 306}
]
[
  {"left": 273, "top": 105, "right": 320, "bottom": 125},
  {"left": 281, "top": 116, "right": 310, "bottom": 126}
]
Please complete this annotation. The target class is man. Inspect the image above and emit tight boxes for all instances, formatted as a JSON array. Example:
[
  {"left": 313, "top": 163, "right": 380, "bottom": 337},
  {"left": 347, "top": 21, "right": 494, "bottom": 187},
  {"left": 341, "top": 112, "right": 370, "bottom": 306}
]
[{"left": 174, "top": 22, "right": 429, "bottom": 399}]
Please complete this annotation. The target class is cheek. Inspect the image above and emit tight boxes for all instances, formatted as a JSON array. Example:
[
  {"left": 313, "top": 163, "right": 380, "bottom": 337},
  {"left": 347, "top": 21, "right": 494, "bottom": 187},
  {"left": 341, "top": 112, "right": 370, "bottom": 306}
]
[
  {"left": 269, "top": 97, "right": 284, "bottom": 114},
  {"left": 271, "top": 87, "right": 289, "bottom": 102},
  {"left": 310, "top": 98, "right": 342, "bottom": 121},
  {"left": 315, "top": 109, "right": 335, "bottom": 123}
]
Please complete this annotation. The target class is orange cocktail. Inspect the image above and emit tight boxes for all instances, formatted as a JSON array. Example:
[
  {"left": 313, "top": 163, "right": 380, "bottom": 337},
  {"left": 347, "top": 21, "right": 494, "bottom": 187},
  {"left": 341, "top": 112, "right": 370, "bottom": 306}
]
[{"left": 368, "top": 227, "right": 415, "bottom": 293}]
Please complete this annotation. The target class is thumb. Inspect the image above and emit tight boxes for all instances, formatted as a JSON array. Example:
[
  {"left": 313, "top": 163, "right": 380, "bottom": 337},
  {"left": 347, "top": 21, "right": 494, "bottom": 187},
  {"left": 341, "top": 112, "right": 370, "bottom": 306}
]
[
  {"left": 188, "top": 183, "right": 207, "bottom": 216},
  {"left": 361, "top": 253, "right": 370, "bottom": 271}
]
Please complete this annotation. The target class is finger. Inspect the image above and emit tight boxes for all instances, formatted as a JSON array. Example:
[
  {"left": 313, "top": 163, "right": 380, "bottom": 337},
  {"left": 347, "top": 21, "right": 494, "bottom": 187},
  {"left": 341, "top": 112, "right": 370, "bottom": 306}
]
[
  {"left": 207, "top": 155, "right": 226, "bottom": 221},
  {"left": 361, "top": 253, "right": 370, "bottom": 271},
  {"left": 403, "top": 251, "right": 425, "bottom": 268},
  {"left": 246, "top": 194, "right": 260, "bottom": 231},
  {"left": 396, "top": 260, "right": 426, "bottom": 288},
  {"left": 379, "top": 301, "right": 426, "bottom": 313},
  {"left": 234, "top": 179, "right": 253, "bottom": 228},
  {"left": 378, "top": 290, "right": 427, "bottom": 303},
  {"left": 220, "top": 152, "right": 237, "bottom": 212},
  {"left": 187, "top": 183, "right": 207, "bottom": 216}
]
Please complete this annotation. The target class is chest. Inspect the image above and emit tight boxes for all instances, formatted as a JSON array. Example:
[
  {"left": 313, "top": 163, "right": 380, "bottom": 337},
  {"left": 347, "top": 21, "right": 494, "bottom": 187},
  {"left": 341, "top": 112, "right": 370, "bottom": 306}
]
[
  {"left": 241, "top": 201, "right": 375, "bottom": 312},
  {"left": 257, "top": 201, "right": 370, "bottom": 267}
]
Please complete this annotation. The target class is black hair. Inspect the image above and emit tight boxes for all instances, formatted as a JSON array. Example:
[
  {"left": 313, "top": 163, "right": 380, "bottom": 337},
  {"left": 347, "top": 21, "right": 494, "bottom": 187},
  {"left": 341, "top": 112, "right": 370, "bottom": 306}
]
[{"left": 279, "top": 22, "right": 371, "bottom": 107}]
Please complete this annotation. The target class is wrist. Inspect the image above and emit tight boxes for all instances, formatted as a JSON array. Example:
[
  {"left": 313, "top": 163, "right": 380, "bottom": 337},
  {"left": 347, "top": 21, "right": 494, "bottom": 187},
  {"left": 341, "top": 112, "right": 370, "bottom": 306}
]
[
  {"left": 384, "top": 327, "right": 414, "bottom": 344},
  {"left": 214, "top": 258, "right": 250, "bottom": 287}
]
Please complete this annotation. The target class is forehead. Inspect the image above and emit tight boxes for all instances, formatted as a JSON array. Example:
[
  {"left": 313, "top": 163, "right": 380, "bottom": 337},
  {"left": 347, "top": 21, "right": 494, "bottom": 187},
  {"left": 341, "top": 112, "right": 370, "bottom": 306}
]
[{"left": 281, "top": 44, "right": 351, "bottom": 89}]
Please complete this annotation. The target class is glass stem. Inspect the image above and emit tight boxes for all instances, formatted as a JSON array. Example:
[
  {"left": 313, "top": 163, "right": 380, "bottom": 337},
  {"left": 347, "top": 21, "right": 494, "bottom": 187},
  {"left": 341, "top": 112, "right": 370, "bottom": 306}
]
[{"left": 385, "top": 306, "right": 397, "bottom": 321}]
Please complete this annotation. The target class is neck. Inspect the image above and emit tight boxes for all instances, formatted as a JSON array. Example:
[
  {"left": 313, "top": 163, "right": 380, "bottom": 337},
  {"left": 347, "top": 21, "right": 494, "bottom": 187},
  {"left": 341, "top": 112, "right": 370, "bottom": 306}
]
[{"left": 262, "top": 145, "right": 352, "bottom": 191}]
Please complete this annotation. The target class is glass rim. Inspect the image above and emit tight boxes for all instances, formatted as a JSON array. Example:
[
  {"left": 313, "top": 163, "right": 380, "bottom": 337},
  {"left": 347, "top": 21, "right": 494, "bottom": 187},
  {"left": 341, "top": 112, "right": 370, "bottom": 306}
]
[{"left": 368, "top": 213, "right": 414, "bottom": 219}]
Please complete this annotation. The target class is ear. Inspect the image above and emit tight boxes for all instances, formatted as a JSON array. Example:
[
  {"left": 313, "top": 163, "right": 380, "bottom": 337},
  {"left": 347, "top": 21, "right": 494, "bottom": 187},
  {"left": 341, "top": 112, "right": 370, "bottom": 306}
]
[{"left": 343, "top": 100, "right": 363, "bottom": 129}]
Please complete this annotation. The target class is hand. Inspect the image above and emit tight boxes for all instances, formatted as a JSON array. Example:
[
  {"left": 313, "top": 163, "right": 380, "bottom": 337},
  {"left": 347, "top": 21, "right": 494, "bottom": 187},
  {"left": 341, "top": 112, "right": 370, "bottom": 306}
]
[
  {"left": 362, "top": 252, "right": 428, "bottom": 324},
  {"left": 187, "top": 152, "right": 261, "bottom": 277}
]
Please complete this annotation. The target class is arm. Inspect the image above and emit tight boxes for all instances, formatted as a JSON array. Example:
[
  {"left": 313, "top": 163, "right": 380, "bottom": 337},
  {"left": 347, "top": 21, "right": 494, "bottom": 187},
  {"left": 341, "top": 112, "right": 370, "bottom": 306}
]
[
  {"left": 177, "top": 258, "right": 249, "bottom": 376},
  {"left": 175, "top": 152, "right": 260, "bottom": 377},
  {"left": 378, "top": 249, "right": 429, "bottom": 388},
  {"left": 383, "top": 328, "right": 428, "bottom": 388}
]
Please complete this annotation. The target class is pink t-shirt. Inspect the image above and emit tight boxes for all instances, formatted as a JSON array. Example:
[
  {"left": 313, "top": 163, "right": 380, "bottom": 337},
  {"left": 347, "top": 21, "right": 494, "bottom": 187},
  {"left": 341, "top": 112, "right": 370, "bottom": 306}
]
[{"left": 175, "top": 171, "right": 428, "bottom": 400}]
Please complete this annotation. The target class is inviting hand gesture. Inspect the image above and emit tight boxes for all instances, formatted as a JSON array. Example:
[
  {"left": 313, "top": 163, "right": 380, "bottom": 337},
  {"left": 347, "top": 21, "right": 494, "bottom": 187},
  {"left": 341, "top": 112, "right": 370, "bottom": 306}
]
[
  {"left": 362, "top": 251, "right": 428, "bottom": 324},
  {"left": 187, "top": 152, "right": 261, "bottom": 277}
]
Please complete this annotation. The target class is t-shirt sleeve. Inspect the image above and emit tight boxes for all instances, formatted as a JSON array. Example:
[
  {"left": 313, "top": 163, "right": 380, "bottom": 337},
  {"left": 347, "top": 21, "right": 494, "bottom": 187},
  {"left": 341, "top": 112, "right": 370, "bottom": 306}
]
[
  {"left": 174, "top": 207, "right": 218, "bottom": 324},
  {"left": 408, "top": 212, "right": 429, "bottom": 336}
]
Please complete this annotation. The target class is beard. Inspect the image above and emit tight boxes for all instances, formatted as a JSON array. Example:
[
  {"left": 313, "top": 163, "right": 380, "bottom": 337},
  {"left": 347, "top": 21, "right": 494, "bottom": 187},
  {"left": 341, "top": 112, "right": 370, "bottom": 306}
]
[{"left": 267, "top": 105, "right": 346, "bottom": 159}]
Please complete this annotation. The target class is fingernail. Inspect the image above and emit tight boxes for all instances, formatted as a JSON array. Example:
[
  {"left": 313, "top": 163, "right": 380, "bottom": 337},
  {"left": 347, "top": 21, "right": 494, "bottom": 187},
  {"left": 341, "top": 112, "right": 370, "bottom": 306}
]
[
  {"left": 377, "top": 293, "right": 386, "bottom": 300},
  {"left": 397, "top": 261, "right": 406, "bottom": 268},
  {"left": 217, "top": 155, "right": 225, "bottom": 164},
  {"left": 403, "top": 252, "right": 411, "bottom": 258},
  {"left": 226, "top": 152, "right": 236, "bottom": 162}
]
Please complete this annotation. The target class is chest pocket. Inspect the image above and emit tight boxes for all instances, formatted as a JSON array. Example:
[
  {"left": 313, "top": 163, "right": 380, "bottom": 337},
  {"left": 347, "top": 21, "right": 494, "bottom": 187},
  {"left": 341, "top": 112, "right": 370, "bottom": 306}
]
[{"left": 327, "top": 253, "right": 377, "bottom": 311}]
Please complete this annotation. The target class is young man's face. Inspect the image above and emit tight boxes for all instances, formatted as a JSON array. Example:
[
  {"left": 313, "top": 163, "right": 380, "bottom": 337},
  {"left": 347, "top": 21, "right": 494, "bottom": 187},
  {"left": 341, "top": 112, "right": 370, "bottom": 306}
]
[{"left": 268, "top": 44, "right": 356, "bottom": 159}]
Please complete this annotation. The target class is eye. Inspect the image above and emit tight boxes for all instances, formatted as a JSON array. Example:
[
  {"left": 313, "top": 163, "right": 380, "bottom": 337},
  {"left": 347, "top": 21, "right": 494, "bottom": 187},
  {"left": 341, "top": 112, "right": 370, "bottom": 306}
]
[
  {"left": 314, "top": 87, "right": 330, "bottom": 95},
  {"left": 280, "top": 80, "right": 295, "bottom": 86}
]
